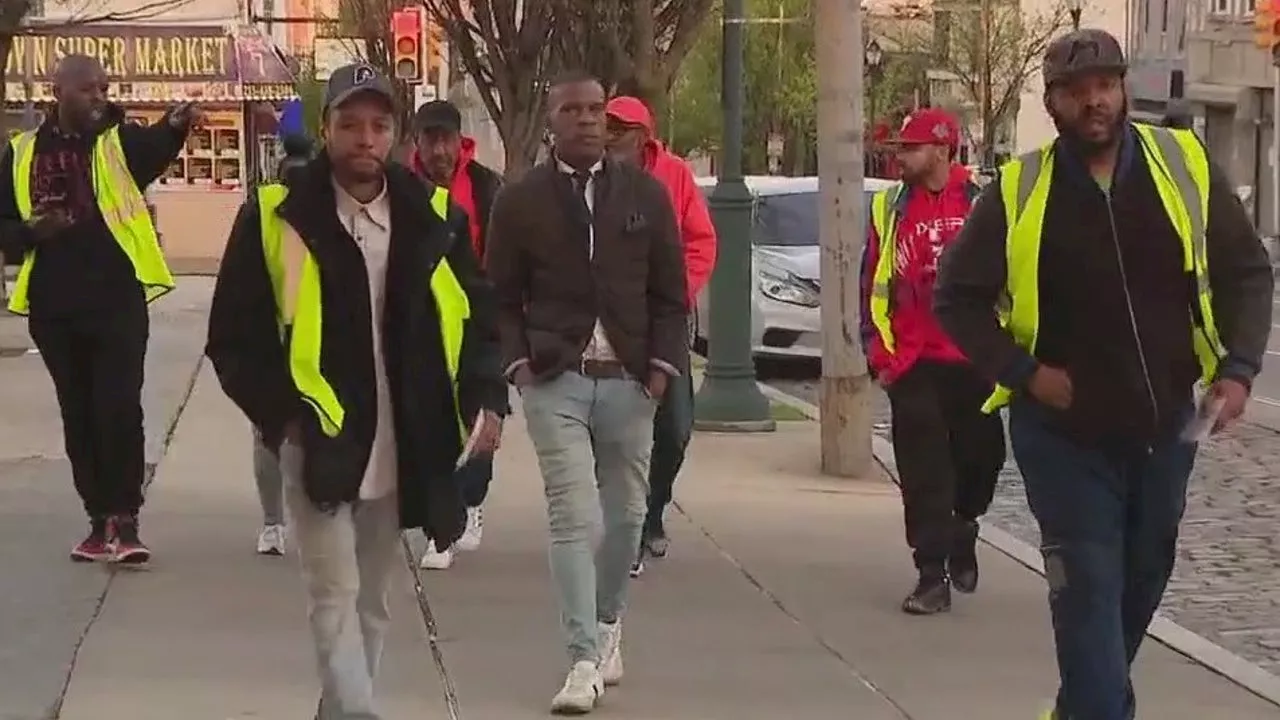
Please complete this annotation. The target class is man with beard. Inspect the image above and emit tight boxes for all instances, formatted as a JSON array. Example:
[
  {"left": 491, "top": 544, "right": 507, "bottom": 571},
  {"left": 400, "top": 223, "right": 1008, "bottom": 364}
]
[
  {"left": 934, "top": 29, "right": 1272, "bottom": 719},
  {"left": 206, "top": 63, "right": 506, "bottom": 718},
  {"left": 487, "top": 70, "right": 687, "bottom": 714},
  {"left": 859, "top": 107, "right": 1006, "bottom": 615},
  {"left": 409, "top": 99, "right": 503, "bottom": 570},
  {"left": 603, "top": 95, "right": 716, "bottom": 577},
  {"left": 0, "top": 54, "right": 195, "bottom": 565}
]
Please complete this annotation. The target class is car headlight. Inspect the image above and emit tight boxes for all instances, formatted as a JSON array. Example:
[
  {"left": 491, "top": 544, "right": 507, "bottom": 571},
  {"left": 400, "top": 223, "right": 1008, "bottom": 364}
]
[{"left": 758, "top": 269, "right": 819, "bottom": 307}]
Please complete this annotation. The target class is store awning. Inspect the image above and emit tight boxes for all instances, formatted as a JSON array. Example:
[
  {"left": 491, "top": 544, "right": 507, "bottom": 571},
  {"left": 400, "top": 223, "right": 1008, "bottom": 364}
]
[{"left": 2, "top": 23, "right": 298, "bottom": 104}]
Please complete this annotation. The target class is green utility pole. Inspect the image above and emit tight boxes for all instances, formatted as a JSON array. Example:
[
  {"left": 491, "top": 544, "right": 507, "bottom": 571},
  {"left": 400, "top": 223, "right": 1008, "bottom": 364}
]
[{"left": 693, "top": 0, "right": 776, "bottom": 433}]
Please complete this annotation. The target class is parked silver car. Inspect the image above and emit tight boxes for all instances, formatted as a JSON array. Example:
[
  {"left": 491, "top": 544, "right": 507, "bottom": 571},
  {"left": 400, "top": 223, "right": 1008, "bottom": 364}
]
[{"left": 693, "top": 175, "right": 899, "bottom": 360}]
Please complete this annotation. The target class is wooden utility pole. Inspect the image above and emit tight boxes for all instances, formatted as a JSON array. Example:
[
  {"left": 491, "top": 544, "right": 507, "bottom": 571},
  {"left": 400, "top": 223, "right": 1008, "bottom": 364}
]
[{"left": 814, "top": 0, "right": 872, "bottom": 478}]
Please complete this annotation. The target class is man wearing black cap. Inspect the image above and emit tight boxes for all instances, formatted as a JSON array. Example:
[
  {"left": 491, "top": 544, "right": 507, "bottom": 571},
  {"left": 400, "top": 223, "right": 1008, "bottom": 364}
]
[
  {"left": 206, "top": 63, "right": 508, "bottom": 719},
  {"left": 410, "top": 98, "right": 503, "bottom": 570},
  {"left": 935, "top": 29, "right": 1272, "bottom": 720}
]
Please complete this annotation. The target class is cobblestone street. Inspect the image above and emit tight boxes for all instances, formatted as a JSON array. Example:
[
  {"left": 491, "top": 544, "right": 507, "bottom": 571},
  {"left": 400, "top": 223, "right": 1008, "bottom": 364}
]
[{"left": 767, "top": 376, "right": 1280, "bottom": 677}]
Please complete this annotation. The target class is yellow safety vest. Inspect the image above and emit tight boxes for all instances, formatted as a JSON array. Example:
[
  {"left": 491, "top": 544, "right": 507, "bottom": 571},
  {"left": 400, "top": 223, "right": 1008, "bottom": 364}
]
[
  {"left": 7, "top": 126, "right": 174, "bottom": 315},
  {"left": 868, "top": 184, "right": 906, "bottom": 352},
  {"left": 255, "top": 182, "right": 469, "bottom": 438},
  {"left": 983, "top": 123, "right": 1225, "bottom": 413}
]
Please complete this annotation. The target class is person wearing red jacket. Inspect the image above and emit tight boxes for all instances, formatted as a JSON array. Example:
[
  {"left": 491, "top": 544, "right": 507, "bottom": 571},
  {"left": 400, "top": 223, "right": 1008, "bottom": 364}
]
[
  {"left": 409, "top": 100, "right": 504, "bottom": 571},
  {"left": 604, "top": 96, "right": 717, "bottom": 577},
  {"left": 858, "top": 108, "right": 1006, "bottom": 615}
]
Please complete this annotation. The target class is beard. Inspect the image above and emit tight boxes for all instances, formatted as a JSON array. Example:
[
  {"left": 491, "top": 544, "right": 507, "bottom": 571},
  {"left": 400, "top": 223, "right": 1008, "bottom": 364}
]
[{"left": 1050, "top": 103, "right": 1128, "bottom": 159}]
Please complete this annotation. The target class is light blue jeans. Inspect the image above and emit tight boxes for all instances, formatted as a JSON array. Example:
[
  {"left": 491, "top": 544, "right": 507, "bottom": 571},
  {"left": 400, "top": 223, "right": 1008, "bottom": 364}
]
[{"left": 522, "top": 371, "right": 657, "bottom": 664}]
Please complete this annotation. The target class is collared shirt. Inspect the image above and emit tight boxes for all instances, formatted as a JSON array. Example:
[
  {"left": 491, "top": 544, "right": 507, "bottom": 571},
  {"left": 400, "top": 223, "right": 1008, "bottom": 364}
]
[
  {"left": 556, "top": 156, "right": 618, "bottom": 363},
  {"left": 333, "top": 178, "right": 398, "bottom": 501}
]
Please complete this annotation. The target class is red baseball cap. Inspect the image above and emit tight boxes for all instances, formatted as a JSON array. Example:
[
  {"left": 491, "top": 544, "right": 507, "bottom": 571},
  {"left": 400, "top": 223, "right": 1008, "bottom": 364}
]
[
  {"left": 891, "top": 108, "right": 960, "bottom": 148},
  {"left": 606, "top": 96, "right": 655, "bottom": 133}
]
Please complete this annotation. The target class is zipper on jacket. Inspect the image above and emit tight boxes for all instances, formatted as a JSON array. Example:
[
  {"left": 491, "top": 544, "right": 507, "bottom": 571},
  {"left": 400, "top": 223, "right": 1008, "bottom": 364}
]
[{"left": 1103, "top": 190, "right": 1160, "bottom": 429}]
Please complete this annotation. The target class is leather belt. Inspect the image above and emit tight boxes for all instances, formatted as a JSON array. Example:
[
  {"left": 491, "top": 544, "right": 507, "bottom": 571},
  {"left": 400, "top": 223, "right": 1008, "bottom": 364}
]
[{"left": 578, "top": 359, "right": 628, "bottom": 379}]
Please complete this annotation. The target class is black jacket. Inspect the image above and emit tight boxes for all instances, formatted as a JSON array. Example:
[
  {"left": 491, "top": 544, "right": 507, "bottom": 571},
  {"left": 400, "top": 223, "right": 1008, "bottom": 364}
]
[
  {"left": 0, "top": 103, "right": 187, "bottom": 314},
  {"left": 205, "top": 154, "right": 508, "bottom": 543},
  {"left": 935, "top": 124, "right": 1273, "bottom": 443},
  {"left": 464, "top": 160, "right": 501, "bottom": 256}
]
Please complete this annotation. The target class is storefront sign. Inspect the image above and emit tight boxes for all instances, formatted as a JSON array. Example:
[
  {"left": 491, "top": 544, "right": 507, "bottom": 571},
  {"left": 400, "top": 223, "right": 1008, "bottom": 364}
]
[{"left": 5, "top": 26, "right": 236, "bottom": 82}]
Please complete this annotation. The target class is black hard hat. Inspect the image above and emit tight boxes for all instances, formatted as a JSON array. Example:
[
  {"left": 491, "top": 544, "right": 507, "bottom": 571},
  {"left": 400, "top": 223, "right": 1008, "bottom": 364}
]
[{"left": 1043, "top": 29, "right": 1127, "bottom": 88}]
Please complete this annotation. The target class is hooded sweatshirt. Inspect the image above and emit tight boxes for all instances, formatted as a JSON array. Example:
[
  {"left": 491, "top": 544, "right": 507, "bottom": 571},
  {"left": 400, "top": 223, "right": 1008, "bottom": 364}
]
[{"left": 858, "top": 163, "right": 978, "bottom": 384}]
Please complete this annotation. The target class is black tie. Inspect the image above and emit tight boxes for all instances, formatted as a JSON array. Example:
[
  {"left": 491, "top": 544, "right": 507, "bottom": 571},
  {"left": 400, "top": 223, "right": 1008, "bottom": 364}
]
[{"left": 569, "top": 170, "right": 593, "bottom": 223}]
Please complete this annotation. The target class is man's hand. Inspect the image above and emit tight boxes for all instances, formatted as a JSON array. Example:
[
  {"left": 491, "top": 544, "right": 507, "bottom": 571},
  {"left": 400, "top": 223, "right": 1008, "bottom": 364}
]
[
  {"left": 1209, "top": 377, "right": 1250, "bottom": 434},
  {"left": 511, "top": 364, "right": 535, "bottom": 389},
  {"left": 471, "top": 410, "right": 504, "bottom": 455},
  {"left": 169, "top": 102, "right": 205, "bottom": 130},
  {"left": 645, "top": 370, "right": 669, "bottom": 401},
  {"left": 28, "top": 204, "right": 72, "bottom": 240},
  {"left": 1027, "top": 364, "right": 1073, "bottom": 410}
]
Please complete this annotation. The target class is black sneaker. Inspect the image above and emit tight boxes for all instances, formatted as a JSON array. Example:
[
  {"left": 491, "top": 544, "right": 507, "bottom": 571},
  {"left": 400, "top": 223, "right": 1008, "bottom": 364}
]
[
  {"left": 642, "top": 519, "right": 669, "bottom": 559},
  {"left": 950, "top": 519, "right": 980, "bottom": 594},
  {"left": 901, "top": 572, "right": 951, "bottom": 615},
  {"left": 109, "top": 515, "right": 152, "bottom": 566}
]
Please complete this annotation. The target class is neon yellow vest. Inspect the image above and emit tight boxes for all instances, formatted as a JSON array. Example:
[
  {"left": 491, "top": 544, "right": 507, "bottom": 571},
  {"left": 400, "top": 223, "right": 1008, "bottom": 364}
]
[
  {"left": 983, "top": 123, "right": 1225, "bottom": 413},
  {"left": 868, "top": 184, "right": 905, "bottom": 352},
  {"left": 255, "top": 183, "right": 469, "bottom": 438},
  {"left": 7, "top": 126, "right": 175, "bottom": 315}
]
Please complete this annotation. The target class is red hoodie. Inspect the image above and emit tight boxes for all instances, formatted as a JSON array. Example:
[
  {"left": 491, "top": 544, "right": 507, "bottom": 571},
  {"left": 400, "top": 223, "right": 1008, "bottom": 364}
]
[
  {"left": 606, "top": 96, "right": 717, "bottom": 308},
  {"left": 410, "top": 136, "right": 483, "bottom": 256},
  {"left": 641, "top": 139, "right": 717, "bottom": 307},
  {"left": 860, "top": 164, "right": 975, "bottom": 384}
]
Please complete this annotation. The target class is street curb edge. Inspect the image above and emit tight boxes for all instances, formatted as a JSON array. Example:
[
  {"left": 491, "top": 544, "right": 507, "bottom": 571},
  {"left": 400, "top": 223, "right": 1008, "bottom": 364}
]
[{"left": 753, "top": 380, "right": 1280, "bottom": 708}]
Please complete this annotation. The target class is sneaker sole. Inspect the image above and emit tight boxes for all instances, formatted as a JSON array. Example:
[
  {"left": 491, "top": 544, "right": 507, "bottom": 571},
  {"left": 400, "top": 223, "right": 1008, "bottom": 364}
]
[
  {"left": 550, "top": 697, "right": 599, "bottom": 715},
  {"left": 257, "top": 546, "right": 285, "bottom": 556},
  {"left": 113, "top": 550, "right": 152, "bottom": 567},
  {"left": 70, "top": 551, "right": 112, "bottom": 563}
]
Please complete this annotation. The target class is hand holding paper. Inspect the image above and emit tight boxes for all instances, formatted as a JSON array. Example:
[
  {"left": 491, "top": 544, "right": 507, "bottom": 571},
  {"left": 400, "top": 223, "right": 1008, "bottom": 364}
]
[{"left": 456, "top": 410, "right": 503, "bottom": 469}]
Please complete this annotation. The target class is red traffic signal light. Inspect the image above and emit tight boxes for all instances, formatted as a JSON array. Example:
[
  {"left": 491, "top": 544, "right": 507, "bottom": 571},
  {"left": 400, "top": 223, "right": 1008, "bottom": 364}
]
[
  {"left": 1256, "top": 0, "right": 1280, "bottom": 48},
  {"left": 391, "top": 8, "right": 423, "bottom": 82}
]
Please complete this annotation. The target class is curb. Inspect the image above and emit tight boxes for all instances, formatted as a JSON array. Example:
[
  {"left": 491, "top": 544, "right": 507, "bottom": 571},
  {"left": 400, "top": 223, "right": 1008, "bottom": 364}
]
[{"left": 754, "top": 381, "right": 1280, "bottom": 708}]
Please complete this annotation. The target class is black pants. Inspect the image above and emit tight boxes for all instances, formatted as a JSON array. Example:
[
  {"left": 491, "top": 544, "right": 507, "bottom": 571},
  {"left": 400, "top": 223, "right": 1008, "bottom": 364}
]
[
  {"left": 887, "top": 360, "right": 1006, "bottom": 571},
  {"left": 645, "top": 367, "right": 695, "bottom": 529},
  {"left": 30, "top": 299, "right": 149, "bottom": 520}
]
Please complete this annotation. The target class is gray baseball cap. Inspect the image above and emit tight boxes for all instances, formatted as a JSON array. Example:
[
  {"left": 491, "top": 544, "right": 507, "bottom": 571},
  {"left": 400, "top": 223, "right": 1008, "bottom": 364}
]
[{"left": 324, "top": 63, "right": 397, "bottom": 112}]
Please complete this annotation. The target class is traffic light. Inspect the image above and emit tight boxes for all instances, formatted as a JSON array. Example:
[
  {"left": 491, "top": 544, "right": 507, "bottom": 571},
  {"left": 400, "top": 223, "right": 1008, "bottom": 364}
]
[
  {"left": 391, "top": 7, "right": 423, "bottom": 83},
  {"left": 1255, "top": 0, "right": 1280, "bottom": 49}
]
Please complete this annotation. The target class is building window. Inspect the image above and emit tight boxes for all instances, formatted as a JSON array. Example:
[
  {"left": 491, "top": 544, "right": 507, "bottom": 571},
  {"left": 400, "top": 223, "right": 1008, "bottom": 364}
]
[{"left": 1210, "top": 0, "right": 1231, "bottom": 14}]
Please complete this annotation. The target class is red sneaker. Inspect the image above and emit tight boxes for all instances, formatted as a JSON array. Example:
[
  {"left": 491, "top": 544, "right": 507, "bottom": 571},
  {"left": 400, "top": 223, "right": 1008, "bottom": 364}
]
[
  {"left": 108, "top": 515, "right": 151, "bottom": 566},
  {"left": 70, "top": 519, "right": 111, "bottom": 563}
]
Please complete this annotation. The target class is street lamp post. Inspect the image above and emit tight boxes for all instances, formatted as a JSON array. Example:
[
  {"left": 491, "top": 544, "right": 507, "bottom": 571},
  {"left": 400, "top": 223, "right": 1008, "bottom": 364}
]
[
  {"left": 865, "top": 39, "right": 883, "bottom": 128},
  {"left": 693, "top": 0, "right": 776, "bottom": 433}
]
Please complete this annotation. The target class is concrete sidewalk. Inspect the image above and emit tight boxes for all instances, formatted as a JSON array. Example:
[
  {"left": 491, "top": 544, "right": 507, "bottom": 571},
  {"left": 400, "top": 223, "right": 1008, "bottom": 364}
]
[{"left": 55, "top": 368, "right": 1280, "bottom": 719}]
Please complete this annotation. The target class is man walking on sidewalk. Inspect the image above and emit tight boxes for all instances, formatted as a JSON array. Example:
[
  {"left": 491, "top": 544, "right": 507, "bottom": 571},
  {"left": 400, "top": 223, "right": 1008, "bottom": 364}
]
[
  {"left": 0, "top": 54, "right": 194, "bottom": 565},
  {"left": 252, "top": 133, "right": 314, "bottom": 557},
  {"left": 859, "top": 107, "right": 1006, "bottom": 615},
  {"left": 408, "top": 99, "right": 503, "bottom": 570},
  {"left": 604, "top": 95, "right": 717, "bottom": 577},
  {"left": 487, "top": 70, "right": 688, "bottom": 714},
  {"left": 206, "top": 64, "right": 507, "bottom": 719},
  {"left": 934, "top": 30, "right": 1272, "bottom": 720}
]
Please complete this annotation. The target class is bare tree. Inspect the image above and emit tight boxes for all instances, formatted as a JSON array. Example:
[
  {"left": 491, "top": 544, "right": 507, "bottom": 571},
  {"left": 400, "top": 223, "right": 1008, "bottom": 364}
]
[
  {"left": 549, "top": 0, "right": 714, "bottom": 110},
  {"left": 0, "top": 0, "right": 199, "bottom": 131},
  {"left": 887, "top": 0, "right": 1072, "bottom": 163},
  {"left": 423, "top": 0, "right": 556, "bottom": 178}
]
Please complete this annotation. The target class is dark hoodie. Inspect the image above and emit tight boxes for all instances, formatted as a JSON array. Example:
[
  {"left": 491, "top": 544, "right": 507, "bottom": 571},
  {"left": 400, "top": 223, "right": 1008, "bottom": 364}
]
[{"left": 0, "top": 103, "right": 188, "bottom": 318}]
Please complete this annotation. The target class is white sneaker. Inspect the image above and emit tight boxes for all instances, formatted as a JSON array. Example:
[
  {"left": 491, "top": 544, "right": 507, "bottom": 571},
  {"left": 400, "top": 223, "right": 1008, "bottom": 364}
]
[
  {"left": 256, "top": 524, "right": 285, "bottom": 556},
  {"left": 550, "top": 660, "right": 603, "bottom": 714},
  {"left": 419, "top": 540, "right": 454, "bottom": 570},
  {"left": 598, "top": 620, "right": 624, "bottom": 686},
  {"left": 455, "top": 506, "right": 484, "bottom": 552}
]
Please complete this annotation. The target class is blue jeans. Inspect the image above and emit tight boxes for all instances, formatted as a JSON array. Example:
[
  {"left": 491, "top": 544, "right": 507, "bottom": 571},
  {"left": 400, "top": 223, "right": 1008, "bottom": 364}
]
[
  {"left": 456, "top": 454, "right": 494, "bottom": 508},
  {"left": 1009, "top": 399, "right": 1196, "bottom": 720},
  {"left": 521, "top": 371, "right": 657, "bottom": 664}
]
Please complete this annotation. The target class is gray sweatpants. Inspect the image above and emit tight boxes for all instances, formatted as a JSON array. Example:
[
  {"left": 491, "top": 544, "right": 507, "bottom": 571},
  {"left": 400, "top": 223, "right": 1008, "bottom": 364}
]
[
  {"left": 281, "top": 441, "right": 401, "bottom": 720},
  {"left": 253, "top": 427, "right": 285, "bottom": 525}
]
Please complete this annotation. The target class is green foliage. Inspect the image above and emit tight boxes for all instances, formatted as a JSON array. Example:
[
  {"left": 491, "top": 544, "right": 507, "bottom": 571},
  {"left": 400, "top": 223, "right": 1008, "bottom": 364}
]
[
  {"left": 669, "top": 0, "right": 922, "bottom": 174},
  {"left": 294, "top": 60, "right": 326, "bottom": 142}
]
